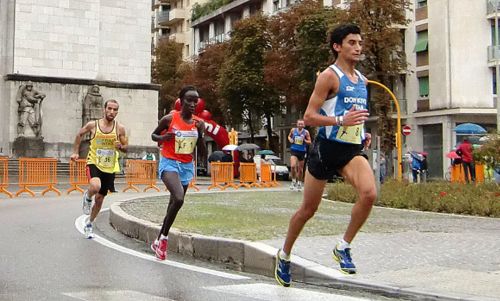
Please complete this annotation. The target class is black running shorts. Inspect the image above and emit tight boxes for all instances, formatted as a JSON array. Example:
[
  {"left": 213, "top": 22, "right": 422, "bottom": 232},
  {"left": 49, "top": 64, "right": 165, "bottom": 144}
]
[
  {"left": 290, "top": 150, "right": 306, "bottom": 161},
  {"left": 307, "top": 138, "right": 367, "bottom": 180},
  {"left": 86, "top": 164, "right": 115, "bottom": 196}
]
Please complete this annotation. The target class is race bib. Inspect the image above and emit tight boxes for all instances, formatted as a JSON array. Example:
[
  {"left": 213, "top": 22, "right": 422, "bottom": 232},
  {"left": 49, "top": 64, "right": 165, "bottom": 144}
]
[
  {"left": 294, "top": 136, "right": 304, "bottom": 145},
  {"left": 96, "top": 149, "right": 115, "bottom": 168},
  {"left": 175, "top": 130, "right": 198, "bottom": 154},
  {"left": 336, "top": 124, "right": 363, "bottom": 144}
]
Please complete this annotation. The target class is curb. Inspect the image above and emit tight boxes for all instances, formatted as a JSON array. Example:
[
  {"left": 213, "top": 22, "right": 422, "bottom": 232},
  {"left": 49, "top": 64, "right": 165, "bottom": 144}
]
[
  {"left": 109, "top": 199, "right": 349, "bottom": 282},
  {"left": 109, "top": 196, "right": 495, "bottom": 301}
]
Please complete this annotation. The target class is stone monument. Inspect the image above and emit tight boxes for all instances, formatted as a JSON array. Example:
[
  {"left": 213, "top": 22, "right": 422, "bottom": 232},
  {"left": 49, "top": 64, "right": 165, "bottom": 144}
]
[
  {"left": 80, "top": 85, "right": 104, "bottom": 157},
  {"left": 12, "top": 82, "right": 46, "bottom": 157}
]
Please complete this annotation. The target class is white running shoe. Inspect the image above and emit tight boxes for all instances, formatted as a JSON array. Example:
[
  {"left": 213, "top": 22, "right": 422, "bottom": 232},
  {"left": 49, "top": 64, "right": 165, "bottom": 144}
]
[
  {"left": 82, "top": 191, "right": 92, "bottom": 215},
  {"left": 296, "top": 181, "right": 303, "bottom": 191},
  {"left": 84, "top": 223, "right": 94, "bottom": 239},
  {"left": 289, "top": 181, "right": 296, "bottom": 190}
]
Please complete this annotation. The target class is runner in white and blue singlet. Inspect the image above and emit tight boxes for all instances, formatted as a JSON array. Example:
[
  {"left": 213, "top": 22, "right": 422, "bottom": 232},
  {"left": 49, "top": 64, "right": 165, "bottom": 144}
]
[
  {"left": 275, "top": 24, "right": 376, "bottom": 287},
  {"left": 288, "top": 119, "right": 311, "bottom": 191},
  {"left": 317, "top": 64, "right": 367, "bottom": 145}
]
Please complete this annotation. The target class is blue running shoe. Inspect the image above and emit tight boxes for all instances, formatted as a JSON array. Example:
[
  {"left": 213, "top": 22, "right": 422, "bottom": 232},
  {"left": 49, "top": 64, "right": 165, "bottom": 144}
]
[
  {"left": 274, "top": 249, "right": 291, "bottom": 287},
  {"left": 333, "top": 246, "right": 356, "bottom": 274}
]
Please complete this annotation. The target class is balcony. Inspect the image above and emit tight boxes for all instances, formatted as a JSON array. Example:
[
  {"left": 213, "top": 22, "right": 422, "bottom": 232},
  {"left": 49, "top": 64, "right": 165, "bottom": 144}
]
[
  {"left": 488, "top": 45, "right": 500, "bottom": 65},
  {"left": 162, "top": 8, "right": 186, "bottom": 25},
  {"left": 487, "top": 0, "right": 500, "bottom": 17},
  {"left": 169, "top": 32, "right": 186, "bottom": 44},
  {"left": 157, "top": 11, "right": 170, "bottom": 24}
]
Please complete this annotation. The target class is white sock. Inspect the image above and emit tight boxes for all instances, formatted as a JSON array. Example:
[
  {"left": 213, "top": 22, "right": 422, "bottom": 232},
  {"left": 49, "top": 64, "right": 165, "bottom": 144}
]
[
  {"left": 337, "top": 239, "right": 350, "bottom": 250},
  {"left": 279, "top": 249, "right": 290, "bottom": 260},
  {"left": 160, "top": 234, "right": 168, "bottom": 241}
]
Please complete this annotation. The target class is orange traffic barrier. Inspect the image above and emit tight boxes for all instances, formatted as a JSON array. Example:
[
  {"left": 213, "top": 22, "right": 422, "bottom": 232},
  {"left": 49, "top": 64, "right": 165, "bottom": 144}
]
[
  {"left": 451, "top": 163, "right": 485, "bottom": 184},
  {"left": 260, "top": 163, "right": 277, "bottom": 187},
  {"left": 67, "top": 159, "right": 89, "bottom": 195},
  {"left": 208, "top": 162, "right": 238, "bottom": 190},
  {"left": 238, "top": 163, "right": 260, "bottom": 188},
  {"left": 15, "top": 158, "right": 61, "bottom": 197},
  {"left": 123, "top": 160, "right": 160, "bottom": 192},
  {"left": 0, "top": 157, "right": 13, "bottom": 198}
]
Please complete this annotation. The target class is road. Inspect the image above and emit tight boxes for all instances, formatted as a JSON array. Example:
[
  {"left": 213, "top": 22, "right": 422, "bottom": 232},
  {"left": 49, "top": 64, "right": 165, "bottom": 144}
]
[{"left": 0, "top": 192, "right": 397, "bottom": 301}]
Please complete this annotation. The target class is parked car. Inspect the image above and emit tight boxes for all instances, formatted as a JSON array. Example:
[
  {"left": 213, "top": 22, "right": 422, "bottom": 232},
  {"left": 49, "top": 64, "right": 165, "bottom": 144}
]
[{"left": 253, "top": 155, "right": 289, "bottom": 181}]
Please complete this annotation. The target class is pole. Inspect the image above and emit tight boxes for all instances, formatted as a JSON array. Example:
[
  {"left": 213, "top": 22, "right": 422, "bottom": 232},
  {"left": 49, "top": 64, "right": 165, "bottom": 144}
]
[
  {"left": 367, "top": 80, "right": 403, "bottom": 181},
  {"left": 496, "top": 0, "right": 500, "bottom": 133}
]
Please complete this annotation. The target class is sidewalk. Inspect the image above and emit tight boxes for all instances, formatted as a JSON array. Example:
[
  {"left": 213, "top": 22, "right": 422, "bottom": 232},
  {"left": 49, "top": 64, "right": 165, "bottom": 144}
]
[{"left": 107, "top": 185, "right": 500, "bottom": 301}]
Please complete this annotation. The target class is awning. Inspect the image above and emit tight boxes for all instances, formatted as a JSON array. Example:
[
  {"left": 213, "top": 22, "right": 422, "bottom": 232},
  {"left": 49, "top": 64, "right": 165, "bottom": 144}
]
[{"left": 414, "top": 31, "right": 428, "bottom": 52}]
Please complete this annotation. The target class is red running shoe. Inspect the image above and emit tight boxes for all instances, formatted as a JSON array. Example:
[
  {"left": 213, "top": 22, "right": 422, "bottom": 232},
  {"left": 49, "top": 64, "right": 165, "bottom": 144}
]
[{"left": 153, "top": 239, "right": 167, "bottom": 260}]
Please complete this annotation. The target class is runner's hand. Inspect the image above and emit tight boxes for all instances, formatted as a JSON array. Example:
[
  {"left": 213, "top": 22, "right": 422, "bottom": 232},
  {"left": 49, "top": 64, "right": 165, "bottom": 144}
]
[
  {"left": 70, "top": 153, "right": 79, "bottom": 161},
  {"left": 342, "top": 107, "right": 369, "bottom": 126},
  {"left": 161, "top": 132, "right": 176, "bottom": 141}
]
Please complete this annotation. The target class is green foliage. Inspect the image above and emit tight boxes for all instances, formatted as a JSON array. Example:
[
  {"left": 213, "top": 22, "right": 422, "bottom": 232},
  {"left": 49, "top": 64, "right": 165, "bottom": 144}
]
[
  {"left": 474, "top": 134, "right": 500, "bottom": 172},
  {"left": 266, "top": 0, "right": 336, "bottom": 111},
  {"left": 336, "top": 0, "right": 411, "bottom": 152},
  {"left": 190, "top": 43, "right": 229, "bottom": 125},
  {"left": 191, "top": 0, "right": 233, "bottom": 22},
  {"left": 327, "top": 180, "right": 500, "bottom": 217},
  {"left": 152, "top": 40, "right": 192, "bottom": 119},
  {"left": 218, "top": 15, "right": 280, "bottom": 140}
]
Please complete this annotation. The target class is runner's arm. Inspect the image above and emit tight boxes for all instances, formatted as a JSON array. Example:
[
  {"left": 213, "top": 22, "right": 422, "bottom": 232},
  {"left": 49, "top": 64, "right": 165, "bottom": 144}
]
[
  {"left": 288, "top": 129, "right": 294, "bottom": 143},
  {"left": 304, "top": 130, "right": 312, "bottom": 145},
  {"left": 115, "top": 123, "right": 128, "bottom": 152},
  {"left": 195, "top": 120, "right": 206, "bottom": 158},
  {"left": 151, "top": 114, "right": 174, "bottom": 142},
  {"left": 70, "top": 122, "right": 95, "bottom": 160}
]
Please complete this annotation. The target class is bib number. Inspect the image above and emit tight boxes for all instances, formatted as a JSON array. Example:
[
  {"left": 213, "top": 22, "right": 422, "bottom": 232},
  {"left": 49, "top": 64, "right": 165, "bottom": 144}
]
[
  {"left": 174, "top": 130, "right": 198, "bottom": 154},
  {"left": 96, "top": 149, "right": 115, "bottom": 168},
  {"left": 336, "top": 124, "right": 362, "bottom": 144},
  {"left": 294, "top": 136, "right": 304, "bottom": 145}
]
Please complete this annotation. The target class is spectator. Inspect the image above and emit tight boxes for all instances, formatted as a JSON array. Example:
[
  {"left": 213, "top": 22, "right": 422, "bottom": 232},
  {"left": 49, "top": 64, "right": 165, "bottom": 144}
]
[
  {"left": 142, "top": 152, "right": 156, "bottom": 161},
  {"left": 221, "top": 150, "right": 233, "bottom": 162},
  {"left": 456, "top": 138, "right": 475, "bottom": 183}
]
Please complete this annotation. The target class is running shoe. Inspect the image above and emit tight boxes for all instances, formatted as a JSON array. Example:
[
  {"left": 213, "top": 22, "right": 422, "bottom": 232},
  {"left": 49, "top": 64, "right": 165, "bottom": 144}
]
[
  {"left": 84, "top": 223, "right": 94, "bottom": 239},
  {"left": 296, "top": 181, "right": 303, "bottom": 191},
  {"left": 333, "top": 246, "right": 356, "bottom": 274},
  {"left": 289, "top": 181, "right": 296, "bottom": 191},
  {"left": 82, "top": 190, "right": 92, "bottom": 215},
  {"left": 154, "top": 239, "right": 168, "bottom": 260},
  {"left": 151, "top": 239, "right": 159, "bottom": 253},
  {"left": 274, "top": 249, "right": 291, "bottom": 287}
]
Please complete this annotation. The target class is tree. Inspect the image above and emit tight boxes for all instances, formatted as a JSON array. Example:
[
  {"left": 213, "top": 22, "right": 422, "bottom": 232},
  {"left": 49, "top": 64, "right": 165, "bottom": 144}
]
[
  {"left": 152, "top": 40, "right": 191, "bottom": 119},
  {"left": 189, "top": 42, "right": 229, "bottom": 126},
  {"left": 266, "top": 0, "right": 336, "bottom": 113},
  {"left": 218, "top": 15, "right": 280, "bottom": 145},
  {"left": 337, "top": 0, "right": 411, "bottom": 152}
]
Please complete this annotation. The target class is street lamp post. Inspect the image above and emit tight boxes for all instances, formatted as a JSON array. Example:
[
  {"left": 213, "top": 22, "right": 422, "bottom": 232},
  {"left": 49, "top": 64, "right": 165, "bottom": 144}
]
[{"left": 496, "top": 0, "right": 500, "bottom": 133}]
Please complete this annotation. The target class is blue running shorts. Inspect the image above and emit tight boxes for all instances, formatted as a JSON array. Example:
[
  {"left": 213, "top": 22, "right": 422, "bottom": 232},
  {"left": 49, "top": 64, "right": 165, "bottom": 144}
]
[{"left": 158, "top": 156, "right": 194, "bottom": 186}]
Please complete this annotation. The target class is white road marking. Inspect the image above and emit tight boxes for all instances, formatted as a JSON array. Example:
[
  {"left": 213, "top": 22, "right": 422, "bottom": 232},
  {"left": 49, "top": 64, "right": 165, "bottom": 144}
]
[
  {"left": 75, "top": 213, "right": 249, "bottom": 280},
  {"left": 204, "top": 283, "right": 371, "bottom": 301},
  {"left": 62, "top": 290, "right": 173, "bottom": 301}
]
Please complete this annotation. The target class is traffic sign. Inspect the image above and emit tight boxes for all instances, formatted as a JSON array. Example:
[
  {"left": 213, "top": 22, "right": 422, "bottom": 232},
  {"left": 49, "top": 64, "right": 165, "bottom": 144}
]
[{"left": 402, "top": 125, "right": 411, "bottom": 136}]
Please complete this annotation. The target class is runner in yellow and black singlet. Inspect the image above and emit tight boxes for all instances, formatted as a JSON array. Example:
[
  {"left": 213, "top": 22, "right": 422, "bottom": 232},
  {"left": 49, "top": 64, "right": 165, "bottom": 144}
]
[{"left": 70, "top": 99, "right": 128, "bottom": 239}]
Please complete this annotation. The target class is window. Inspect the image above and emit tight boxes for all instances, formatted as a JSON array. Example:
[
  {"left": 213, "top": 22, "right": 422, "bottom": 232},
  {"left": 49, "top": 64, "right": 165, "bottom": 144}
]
[
  {"left": 273, "top": 0, "right": 279, "bottom": 11},
  {"left": 414, "top": 31, "right": 428, "bottom": 52},
  {"left": 417, "top": 0, "right": 427, "bottom": 8},
  {"left": 418, "top": 76, "right": 429, "bottom": 98},
  {"left": 493, "top": 69, "right": 497, "bottom": 94}
]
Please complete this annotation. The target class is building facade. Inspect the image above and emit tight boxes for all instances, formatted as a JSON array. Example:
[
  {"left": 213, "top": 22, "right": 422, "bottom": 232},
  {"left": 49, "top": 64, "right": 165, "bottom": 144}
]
[
  {"left": 0, "top": 0, "right": 159, "bottom": 159},
  {"left": 403, "top": 0, "right": 497, "bottom": 178}
]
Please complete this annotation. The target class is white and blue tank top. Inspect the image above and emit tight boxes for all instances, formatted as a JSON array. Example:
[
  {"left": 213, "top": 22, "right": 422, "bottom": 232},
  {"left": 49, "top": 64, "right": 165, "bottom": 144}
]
[
  {"left": 290, "top": 128, "right": 308, "bottom": 152},
  {"left": 317, "top": 64, "right": 368, "bottom": 145}
]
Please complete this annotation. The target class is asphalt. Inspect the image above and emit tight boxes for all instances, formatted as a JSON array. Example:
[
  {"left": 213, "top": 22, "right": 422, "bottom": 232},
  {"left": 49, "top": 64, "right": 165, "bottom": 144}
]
[{"left": 4, "top": 178, "right": 499, "bottom": 301}]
